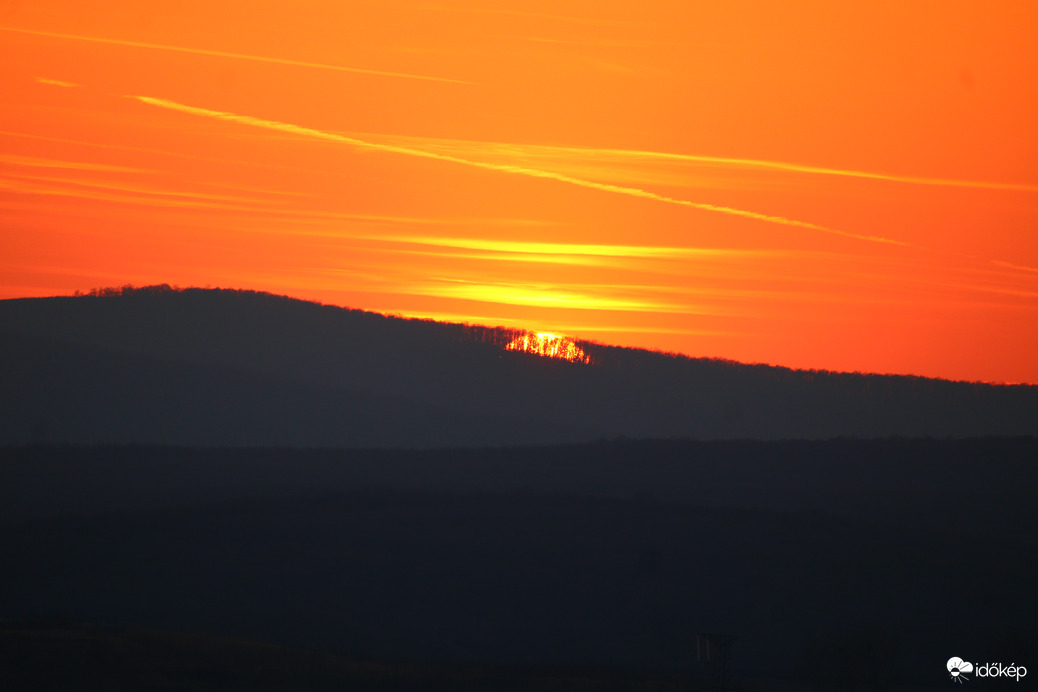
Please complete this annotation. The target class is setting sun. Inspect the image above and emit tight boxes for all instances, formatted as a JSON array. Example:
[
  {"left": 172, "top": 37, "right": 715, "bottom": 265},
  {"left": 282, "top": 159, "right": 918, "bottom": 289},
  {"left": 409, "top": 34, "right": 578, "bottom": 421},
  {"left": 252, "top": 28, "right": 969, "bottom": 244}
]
[{"left": 505, "top": 331, "right": 592, "bottom": 364}]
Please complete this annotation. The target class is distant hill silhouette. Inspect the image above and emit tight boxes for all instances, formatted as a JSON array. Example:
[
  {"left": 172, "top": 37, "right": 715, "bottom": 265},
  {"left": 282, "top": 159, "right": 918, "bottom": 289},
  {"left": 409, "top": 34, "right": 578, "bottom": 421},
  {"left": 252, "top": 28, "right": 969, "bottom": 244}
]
[{"left": 2, "top": 284, "right": 1035, "bottom": 446}]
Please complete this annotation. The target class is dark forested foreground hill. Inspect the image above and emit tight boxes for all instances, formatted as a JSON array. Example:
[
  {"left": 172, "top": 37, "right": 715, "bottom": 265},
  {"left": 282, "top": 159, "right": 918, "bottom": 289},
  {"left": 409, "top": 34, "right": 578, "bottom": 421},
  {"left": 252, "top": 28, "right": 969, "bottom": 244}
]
[
  {"left": 1, "top": 440, "right": 1035, "bottom": 690},
  {"left": 2, "top": 285, "right": 1037, "bottom": 446}
]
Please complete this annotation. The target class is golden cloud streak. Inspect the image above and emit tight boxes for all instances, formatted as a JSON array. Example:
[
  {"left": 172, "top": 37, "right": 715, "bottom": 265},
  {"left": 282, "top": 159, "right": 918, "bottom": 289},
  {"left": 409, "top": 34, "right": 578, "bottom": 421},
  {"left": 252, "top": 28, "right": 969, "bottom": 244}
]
[
  {"left": 2, "top": 27, "right": 472, "bottom": 84},
  {"left": 351, "top": 133, "right": 1038, "bottom": 193},
  {"left": 6, "top": 172, "right": 267, "bottom": 204},
  {"left": 373, "top": 235, "right": 760, "bottom": 258},
  {"left": 0, "top": 153, "right": 147, "bottom": 173},
  {"left": 0, "top": 176, "right": 272, "bottom": 212},
  {"left": 366, "top": 247, "right": 611, "bottom": 267},
  {"left": 35, "top": 77, "right": 80, "bottom": 87},
  {"left": 129, "top": 95, "right": 904, "bottom": 246},
  {"left": 409, "top": 280, "right": 697, "bottom": 313},
  {"left": 990, "top": 260, "right": 1038, "bottom": 275}
]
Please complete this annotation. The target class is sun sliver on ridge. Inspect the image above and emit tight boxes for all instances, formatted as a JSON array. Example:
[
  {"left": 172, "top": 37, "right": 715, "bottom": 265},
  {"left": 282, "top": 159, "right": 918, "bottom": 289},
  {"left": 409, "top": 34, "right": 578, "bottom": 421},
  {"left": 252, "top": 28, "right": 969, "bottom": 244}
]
[{"left": 505, "top": 331, "right": 592, "bottom": 364}]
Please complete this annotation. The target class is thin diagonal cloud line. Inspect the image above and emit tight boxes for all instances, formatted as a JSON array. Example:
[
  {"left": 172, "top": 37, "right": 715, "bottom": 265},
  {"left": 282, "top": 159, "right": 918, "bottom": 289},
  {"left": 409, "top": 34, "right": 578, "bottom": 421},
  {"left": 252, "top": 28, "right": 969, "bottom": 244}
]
[
  {"left": 129, "top": 95, "right": 907, "bottom": 247},
  {"left": 500, "top": 144, "right": 1038, "bottom": 193},
  {"left": 669, "top": 154, "right": 1038, "bottom": 192},
  {"left": 1, "top": 26, "right": 473, "bottom": 85},
  {"left": 316, "top": 132, "right": 1037, "bottom": 193},
  {"left": 991, "top": 260, "right": 1038, "bottom": 275}
]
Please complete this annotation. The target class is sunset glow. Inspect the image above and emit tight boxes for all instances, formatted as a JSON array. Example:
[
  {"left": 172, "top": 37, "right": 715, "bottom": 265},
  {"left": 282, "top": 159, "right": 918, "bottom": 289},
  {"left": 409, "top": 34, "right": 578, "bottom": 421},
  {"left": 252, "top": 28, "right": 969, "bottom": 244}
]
[
  {"left": 506, "top": 332, "right": 591, "bottom": 364},
  {"left": 2, "top": 1, "right": 1037, "bottom": 382}
]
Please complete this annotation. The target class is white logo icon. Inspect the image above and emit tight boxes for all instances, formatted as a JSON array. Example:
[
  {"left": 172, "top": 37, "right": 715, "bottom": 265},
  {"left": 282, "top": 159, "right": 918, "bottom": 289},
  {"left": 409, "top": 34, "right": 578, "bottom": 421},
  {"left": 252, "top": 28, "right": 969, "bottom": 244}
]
[{"left": 948, "top": 657, "right": 974, "bottom": 683}]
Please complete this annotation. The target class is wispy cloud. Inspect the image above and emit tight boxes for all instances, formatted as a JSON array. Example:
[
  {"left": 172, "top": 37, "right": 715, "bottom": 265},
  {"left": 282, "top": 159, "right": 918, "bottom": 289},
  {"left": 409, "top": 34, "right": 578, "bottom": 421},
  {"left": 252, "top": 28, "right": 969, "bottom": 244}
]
[
  {"left": 0, "top": 153, "right": 147, "bottom": 173},
  {"left": 412, "top": 5, "right": 655, "bottom": 27},
  {"left": 352, "top": 236, "right": 797, "bottom": 269},
  {"left": 363, "top": 246, "right": 613, "bottom": 267},
  {"left": 2, "top": 27, "right": 473, "bottom": 85},
  {"left": 372, "top": 236, "right": 766, "bottom": 259},
  {"left": 36, "top": 77, "right": 80, "bottom": 88},
  {"left": 991, "top": 259, "right": 1038, "bottom": 275},
  {"left": 409, "top": 279, "right": 695, "bottom": 313},
  {"left": 129, "top": 95, "right": 905, "bottom": 246},
  {"left": 516, "top": 36, "right": 689, "bottom": 48},
  {"left": 0, "top": 172, "right": 275, "bottom": 212},
  {"left": 0, "top": 129, "right": 390, "bottom": 186},
  {"left": 6, "top": 172, "right": 267, "bottom": 204},
  {"left": 639, "top": 152, "right": 1038, "bottom": 193},
  {"left": 353, "top": 133, "right": 1038, "bottom": 193}
]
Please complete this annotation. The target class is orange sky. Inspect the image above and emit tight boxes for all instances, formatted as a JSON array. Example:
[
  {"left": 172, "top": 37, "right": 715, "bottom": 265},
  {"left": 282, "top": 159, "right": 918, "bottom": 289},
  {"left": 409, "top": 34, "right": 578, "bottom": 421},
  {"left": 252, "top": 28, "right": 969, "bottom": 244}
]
[{"left": 2, "top": 0, "right": 1037, "bottom": 383}]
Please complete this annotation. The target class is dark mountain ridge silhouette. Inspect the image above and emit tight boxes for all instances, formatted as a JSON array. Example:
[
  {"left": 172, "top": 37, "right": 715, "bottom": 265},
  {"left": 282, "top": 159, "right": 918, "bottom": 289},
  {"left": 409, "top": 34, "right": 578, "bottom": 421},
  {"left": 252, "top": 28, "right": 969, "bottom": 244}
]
[{"left": 2, "top": 284, "right": 1035, "bottom": 446}]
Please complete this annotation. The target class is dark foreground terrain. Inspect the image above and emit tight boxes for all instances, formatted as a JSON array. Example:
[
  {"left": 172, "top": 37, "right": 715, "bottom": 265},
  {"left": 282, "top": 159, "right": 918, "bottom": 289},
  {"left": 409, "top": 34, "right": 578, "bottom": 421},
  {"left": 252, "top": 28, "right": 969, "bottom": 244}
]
[
  {"left": 4, "top": 287, "right": 1037, "bottom": 446},
  {"left": 2, "top": 438, "right": 1035, "bottom": 690}
]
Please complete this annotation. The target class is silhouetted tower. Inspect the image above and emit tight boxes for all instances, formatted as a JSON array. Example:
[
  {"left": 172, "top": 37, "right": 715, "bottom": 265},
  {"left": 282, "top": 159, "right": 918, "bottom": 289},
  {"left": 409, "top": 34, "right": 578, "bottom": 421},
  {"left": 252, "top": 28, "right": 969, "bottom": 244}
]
[{"left": 697, "top": 632, "right": 737, "bottom": 691}]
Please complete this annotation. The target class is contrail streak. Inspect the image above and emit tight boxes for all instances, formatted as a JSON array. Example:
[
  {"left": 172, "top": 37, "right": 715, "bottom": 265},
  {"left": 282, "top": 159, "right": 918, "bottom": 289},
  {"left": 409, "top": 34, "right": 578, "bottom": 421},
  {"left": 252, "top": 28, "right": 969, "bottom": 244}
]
[
  {"left": 354, "top": 134, "right": 1038, "bottom": 193},
  {"left": 553, "top": 147, "right": 1038, "bottom": 193},
  {"left": 1, "top": 27, "right": 473, "bottom": 84},
  {"left": 129, "top": 95, "right": 906, "bottom": 246}
]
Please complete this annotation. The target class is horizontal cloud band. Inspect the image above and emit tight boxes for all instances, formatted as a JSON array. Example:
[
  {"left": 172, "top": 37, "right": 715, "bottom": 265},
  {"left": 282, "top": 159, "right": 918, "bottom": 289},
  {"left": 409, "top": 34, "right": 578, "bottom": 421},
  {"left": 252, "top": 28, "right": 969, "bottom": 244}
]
[{"left": 2, "top": 27, "right": 471, "bottom": 84}]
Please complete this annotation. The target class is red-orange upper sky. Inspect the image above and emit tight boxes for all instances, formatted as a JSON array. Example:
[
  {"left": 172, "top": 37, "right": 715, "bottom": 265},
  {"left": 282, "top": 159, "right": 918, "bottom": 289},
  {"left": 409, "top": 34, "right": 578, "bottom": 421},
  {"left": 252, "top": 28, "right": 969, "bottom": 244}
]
[{"left": 2, "top": 0, "right": 1037, "bottom": 383}]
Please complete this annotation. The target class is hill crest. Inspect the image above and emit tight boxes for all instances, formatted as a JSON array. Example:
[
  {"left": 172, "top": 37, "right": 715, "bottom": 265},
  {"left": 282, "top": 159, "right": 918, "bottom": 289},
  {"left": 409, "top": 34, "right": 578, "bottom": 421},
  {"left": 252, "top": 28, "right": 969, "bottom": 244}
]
[{"left": 2, "top": 284, "right": 1035, "bottom": 446}]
